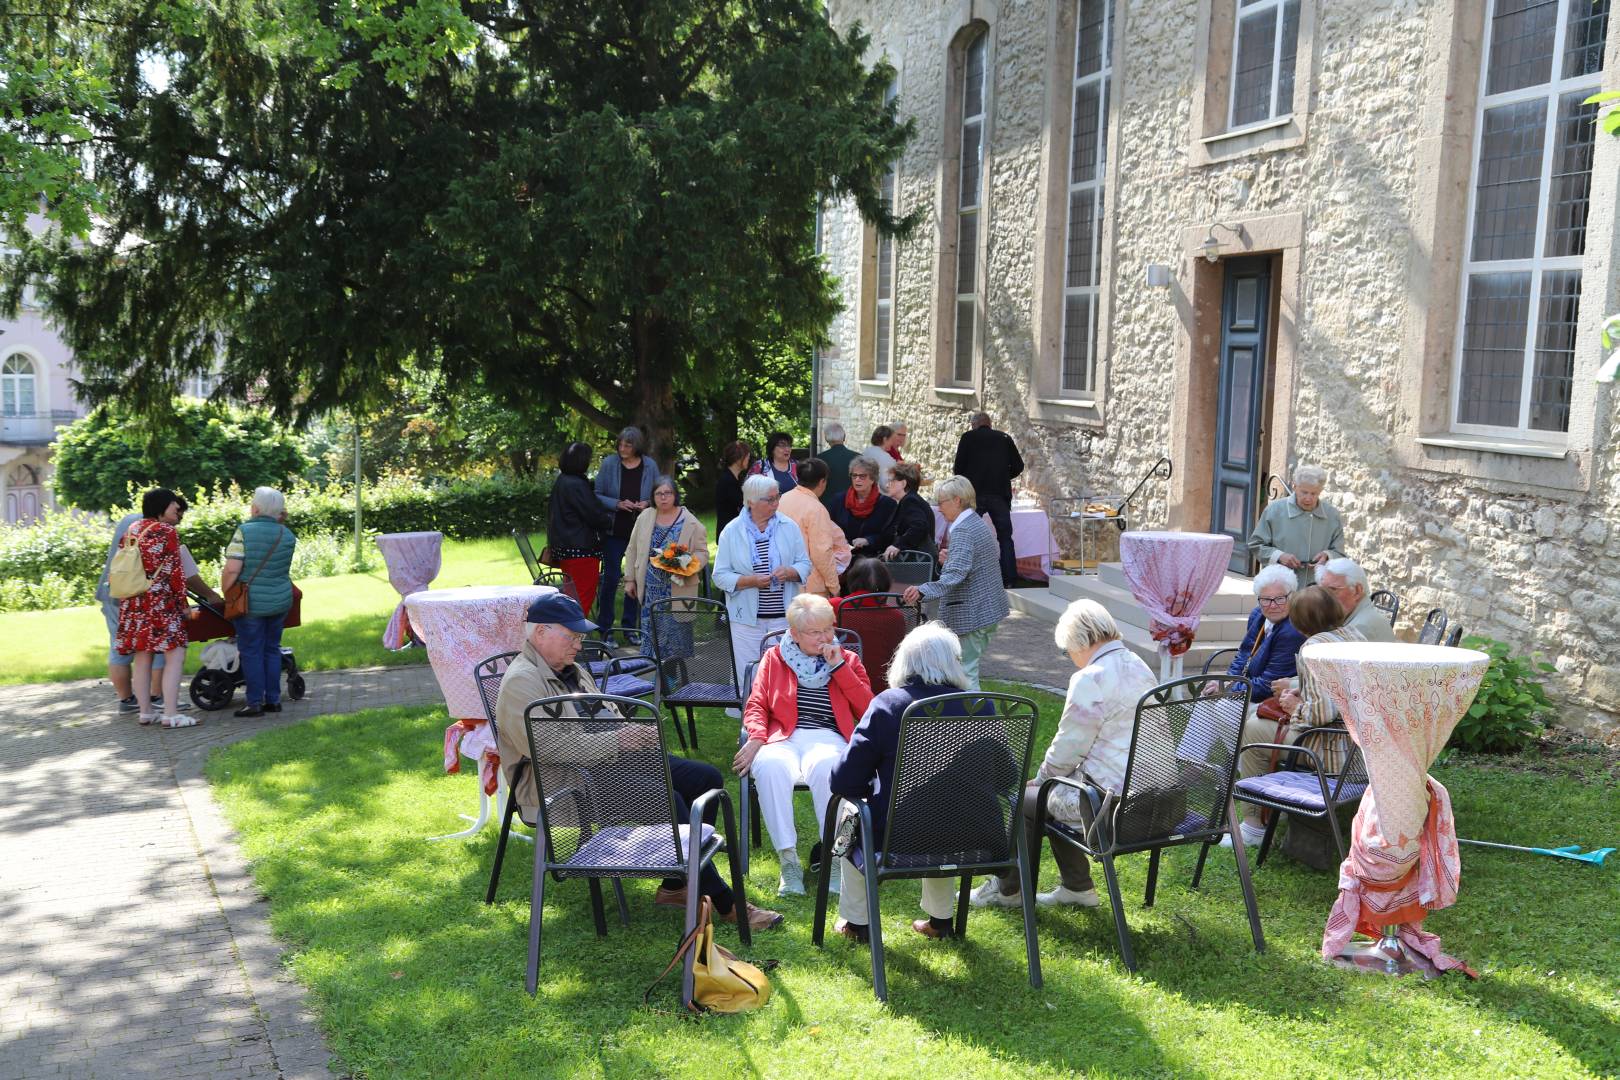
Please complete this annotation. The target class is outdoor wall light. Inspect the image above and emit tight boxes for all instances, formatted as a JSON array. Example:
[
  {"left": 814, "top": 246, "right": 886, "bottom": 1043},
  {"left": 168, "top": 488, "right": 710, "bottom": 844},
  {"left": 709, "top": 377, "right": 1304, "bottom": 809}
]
[{"left": 1201, "top": 222, "right": 1246, "bottom": 262}]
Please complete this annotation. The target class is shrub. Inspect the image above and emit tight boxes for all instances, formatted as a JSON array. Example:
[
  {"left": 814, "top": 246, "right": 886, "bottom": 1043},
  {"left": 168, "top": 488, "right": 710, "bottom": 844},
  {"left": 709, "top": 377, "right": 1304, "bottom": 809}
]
[
  {"left": 0, "top": 571, "right": 97, "bottom": 613},
  {"left": 288, "top": 530, "right": 380, "bottom": 577},
  {"left": 0, "top": 510, "right": 112, "bottom": 588},
  {"left": 1452, "top": 635, "right": 1554, "bottom": 753}
]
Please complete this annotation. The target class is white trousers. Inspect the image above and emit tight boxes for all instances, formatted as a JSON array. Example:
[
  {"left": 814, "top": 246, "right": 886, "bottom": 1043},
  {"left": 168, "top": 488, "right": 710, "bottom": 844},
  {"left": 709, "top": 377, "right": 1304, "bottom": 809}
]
[
  {"left": 751, "top": 726, "right": 848, "bottom": 853},
  {"left": 838, "top": 858, "right": 959, "bottom": 923},
  {"left": 730, "top": 616, "right": 788, "bottom": 691}
]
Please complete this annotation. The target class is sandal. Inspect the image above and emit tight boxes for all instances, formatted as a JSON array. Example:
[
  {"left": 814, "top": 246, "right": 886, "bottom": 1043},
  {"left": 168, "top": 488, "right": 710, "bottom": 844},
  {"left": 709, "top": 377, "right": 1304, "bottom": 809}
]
[
  {"left": 162, "top": 714, "right": 201, "bottom": 728},
  {"left": 138, "top": 713, "right": 156, "bottom": 726}
]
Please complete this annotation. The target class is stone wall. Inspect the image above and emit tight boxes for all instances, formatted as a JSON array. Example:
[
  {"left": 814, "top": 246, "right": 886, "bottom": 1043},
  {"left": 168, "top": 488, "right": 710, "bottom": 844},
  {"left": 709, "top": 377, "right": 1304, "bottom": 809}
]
[{"left": 821, "top": 0, "right": 1620, "bottom": 734}]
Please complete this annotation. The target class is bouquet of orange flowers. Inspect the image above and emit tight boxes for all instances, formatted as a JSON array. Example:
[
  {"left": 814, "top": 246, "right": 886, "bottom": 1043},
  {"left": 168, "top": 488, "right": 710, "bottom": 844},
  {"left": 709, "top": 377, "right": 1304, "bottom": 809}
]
[{"left": 650, "top": 542, "right": 702, "bottom": 577}]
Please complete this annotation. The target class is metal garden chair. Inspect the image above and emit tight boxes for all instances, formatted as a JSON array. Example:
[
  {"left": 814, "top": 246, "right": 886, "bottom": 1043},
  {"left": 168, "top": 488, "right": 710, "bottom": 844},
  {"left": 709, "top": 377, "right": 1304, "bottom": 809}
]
[
  {"left": 533, "top": 566, "right": 580, "bottom": 603},
  {"left": 1036, "top": 674, "right": 1264, "bottom": 972},
  {"left": 517, "top": 693, "right": 748, "bottom": 1007},
  {"left": 1221, "top": 724, "right": 1369, "bottom": 870},
  {"left": 1369, "top": 589, "right": 1401, "bottom": 627},
  {"left": 881, "top": 550, "right": 935, "bottom": 587},
  {"left": 1443, "top": 625, "right": 1464, "bottom": 647},
  {"left": 513, "top": 529, "right": 542, "bottom": 583},
  {"left": 647, "top": 596, "right": 741, "bottom": 753},
  {"left": 834, "top": 592, "right": 925, "bottom": 694},
  {"left": 811, "top": 691, "right": 1043, "bottom": 1002},
  {"left": 577, "top": 640, "right": 657, "bottom": 701},
  {"left": 1417, "top": 607, "right": 1449, "bottom": 645}
]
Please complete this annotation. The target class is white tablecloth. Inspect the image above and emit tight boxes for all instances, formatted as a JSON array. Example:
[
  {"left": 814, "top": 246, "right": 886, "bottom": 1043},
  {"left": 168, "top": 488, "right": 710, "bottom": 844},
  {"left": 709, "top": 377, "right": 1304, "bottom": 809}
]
[{"left": 932, "top": 504, "right": 1059, "bottom": 575}]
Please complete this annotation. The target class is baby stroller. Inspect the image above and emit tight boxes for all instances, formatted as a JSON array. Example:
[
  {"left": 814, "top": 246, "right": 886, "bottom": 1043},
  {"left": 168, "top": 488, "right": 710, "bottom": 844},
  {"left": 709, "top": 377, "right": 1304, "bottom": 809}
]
[{"left": 185, "top": 587, "right": 306, "bottom": 711}]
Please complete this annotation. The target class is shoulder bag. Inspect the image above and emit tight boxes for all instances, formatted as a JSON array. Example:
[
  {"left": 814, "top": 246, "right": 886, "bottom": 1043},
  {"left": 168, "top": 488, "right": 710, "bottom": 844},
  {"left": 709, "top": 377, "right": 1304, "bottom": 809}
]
[
  {"left": 224, "top": 525, "right": 285, "bottom": 621},
  {"left": 644, "top": 897, "right": 774, "bottom": 1014}
]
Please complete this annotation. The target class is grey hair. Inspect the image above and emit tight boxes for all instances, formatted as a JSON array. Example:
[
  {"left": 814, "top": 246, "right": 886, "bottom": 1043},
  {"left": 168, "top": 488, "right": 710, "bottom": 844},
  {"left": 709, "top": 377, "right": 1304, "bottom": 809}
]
[
  {"left": 970, "top": 411, "right": 991, "bottom": 428},
  {"left": 934, "top": 474, "right": 977, "bottom": 510},
  {"left": 823, "top": 421, "right": 846, "bottom": 444},
  {"left": 1054, "top": 598, "right": 1120, "bottom": 654},
  {"left": 1318, "top": 557, "right": 1367, "bottom": 591},
  {"left": 786, "top": 593, "right": 836, "bottom": 632},
  {"left": 1252, "top": 564, "right": 1298, "bottom": 597},
  {"left": 617, "top": 426, "right": 646, "bottom": 454},
  {"left": 887, "top": 623, "right": 972, "bottom": 690},
  {"left": 1293, "top": 464, "right": 1327, "bottom": 488},
  {"left": 891, "top": 421, "right": 908, "bottom": 433},
  {"left": 250, "top": 486, "right": 285, "bottom": 518},
  {"left": 741, "top": 473, "right": 780, "bottom": 506},
  {"left": 847, "top": 456, "right": 876, "bottom": 480}
]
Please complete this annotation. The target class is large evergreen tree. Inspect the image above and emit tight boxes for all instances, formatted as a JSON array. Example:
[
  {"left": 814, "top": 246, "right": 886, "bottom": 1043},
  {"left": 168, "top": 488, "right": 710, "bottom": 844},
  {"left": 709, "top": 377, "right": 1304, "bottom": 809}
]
[{"left": 4, "top": 0, "right": 913, "bottom": 470}]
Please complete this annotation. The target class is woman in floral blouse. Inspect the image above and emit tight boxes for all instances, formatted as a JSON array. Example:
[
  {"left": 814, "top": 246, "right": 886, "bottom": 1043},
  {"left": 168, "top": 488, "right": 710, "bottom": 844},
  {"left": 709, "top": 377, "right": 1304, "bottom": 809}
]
[{"left": 116, "top": 488, "right": 194, "bottom": 727}]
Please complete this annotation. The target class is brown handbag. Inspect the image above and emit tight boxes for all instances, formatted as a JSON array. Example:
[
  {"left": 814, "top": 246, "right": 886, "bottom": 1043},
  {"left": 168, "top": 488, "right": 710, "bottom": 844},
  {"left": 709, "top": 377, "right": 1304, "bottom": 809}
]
[{"left": 224, "top": 526, "right": 285, "bottom": 620}]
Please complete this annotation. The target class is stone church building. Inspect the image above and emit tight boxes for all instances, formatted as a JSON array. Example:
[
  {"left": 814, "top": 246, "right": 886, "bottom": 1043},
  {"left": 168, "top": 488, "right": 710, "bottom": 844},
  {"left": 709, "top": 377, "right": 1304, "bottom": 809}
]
[{"left": 813, "top": 0, "right": 1620, "bottom": 733}]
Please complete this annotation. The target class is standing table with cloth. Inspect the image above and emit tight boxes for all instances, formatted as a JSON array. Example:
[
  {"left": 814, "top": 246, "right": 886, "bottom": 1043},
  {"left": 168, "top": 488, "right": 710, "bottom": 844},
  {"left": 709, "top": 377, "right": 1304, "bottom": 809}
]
[
  {"left": 1118, "top": 531, "right": 1233, "bottom": 682},
  {"left": 405, "top": 584, "right": 554, "bottom": 840},
  {"left": 377, "top": 531, "right": 444, "bottom": 650},
  {"left": 932, "top": 502, "right": 1060, "bottom": 579},
  {"left": 1301, "top": 641, "right": 1489, "bottom": 977}
]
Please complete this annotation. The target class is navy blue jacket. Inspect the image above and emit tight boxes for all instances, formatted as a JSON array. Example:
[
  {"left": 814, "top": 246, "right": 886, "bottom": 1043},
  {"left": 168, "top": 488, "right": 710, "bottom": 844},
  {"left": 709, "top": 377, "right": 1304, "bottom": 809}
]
[{"left": 1225, "top": 610, "right": 1306, "bottom": 702}]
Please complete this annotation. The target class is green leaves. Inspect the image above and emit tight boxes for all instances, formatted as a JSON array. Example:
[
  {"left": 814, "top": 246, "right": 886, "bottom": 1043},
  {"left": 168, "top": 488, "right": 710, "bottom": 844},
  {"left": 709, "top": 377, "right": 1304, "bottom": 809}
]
[{"left": 1450, "top": 634, "right": 1552, "bottom": 754}]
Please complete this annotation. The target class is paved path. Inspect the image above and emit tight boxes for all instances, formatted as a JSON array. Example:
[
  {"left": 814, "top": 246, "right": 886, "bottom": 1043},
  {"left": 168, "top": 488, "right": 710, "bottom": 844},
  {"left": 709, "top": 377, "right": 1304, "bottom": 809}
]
[{"left": 0, "top": 611, "right": 1059, "bottom": 1080}]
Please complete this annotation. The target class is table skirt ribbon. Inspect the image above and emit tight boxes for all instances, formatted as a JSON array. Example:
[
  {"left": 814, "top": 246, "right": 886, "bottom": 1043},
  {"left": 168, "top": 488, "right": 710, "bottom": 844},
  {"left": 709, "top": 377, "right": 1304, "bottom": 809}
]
[{"left": 442, "top": 718, "right": 501, "bottom": 796}]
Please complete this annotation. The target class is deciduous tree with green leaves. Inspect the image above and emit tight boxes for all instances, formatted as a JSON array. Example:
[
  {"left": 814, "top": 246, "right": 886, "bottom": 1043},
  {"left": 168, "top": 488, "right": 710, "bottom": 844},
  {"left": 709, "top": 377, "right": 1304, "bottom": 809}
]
[{"left": 4, "top": 0, "right": 914, "bottom": 473}]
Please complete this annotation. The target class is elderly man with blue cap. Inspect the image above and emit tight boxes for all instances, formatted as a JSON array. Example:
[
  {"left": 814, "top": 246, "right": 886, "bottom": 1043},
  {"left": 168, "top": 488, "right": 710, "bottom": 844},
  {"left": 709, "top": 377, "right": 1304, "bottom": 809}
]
[{"left": 495, "top": 592, "right": 783, "bottom": 931}]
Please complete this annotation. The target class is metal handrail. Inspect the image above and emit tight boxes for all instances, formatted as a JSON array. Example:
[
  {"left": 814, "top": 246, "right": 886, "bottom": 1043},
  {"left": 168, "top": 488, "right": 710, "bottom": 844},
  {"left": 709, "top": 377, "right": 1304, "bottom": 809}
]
[
  {"left": 1117, "top": 457, "right": 1172, "bottom": 516},
  {"left": 1265, "top": 474, "right": 1292, "bottom": 502}
]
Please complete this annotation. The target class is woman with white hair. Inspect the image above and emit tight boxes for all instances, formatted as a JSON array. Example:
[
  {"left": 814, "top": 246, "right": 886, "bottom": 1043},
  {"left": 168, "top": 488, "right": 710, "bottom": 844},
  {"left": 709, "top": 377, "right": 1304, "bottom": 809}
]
[
  {"left": 1245, "top": 463, "right": 1345, "bottom": 587},
  {"left": 902, "top": 475, "right": 1008, "bottom": 689},
  {"left": 220, "top": 486, "right": 297, "bottom": 717},
  {"left": 828, "top": 623, "right": 998, "bottom": 943},
  {"left": 713, "top": 473, "right": 812, "bottom": 688},
  {"left": 735, "top": 594, "right": 875, "bottom": 896},
  {"left": 971, "top": 598, "right": 1157, "bottom": 910},
  {"left": 1214, "top": 563, "right": 1306, "bottom": 705}
]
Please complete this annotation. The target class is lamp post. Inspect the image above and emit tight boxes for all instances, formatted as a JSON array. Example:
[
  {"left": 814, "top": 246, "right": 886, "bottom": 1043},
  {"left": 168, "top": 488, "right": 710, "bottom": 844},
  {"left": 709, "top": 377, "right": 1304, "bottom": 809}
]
[{"left": 353, "top": 413, "right": 363, "bottom": 567}]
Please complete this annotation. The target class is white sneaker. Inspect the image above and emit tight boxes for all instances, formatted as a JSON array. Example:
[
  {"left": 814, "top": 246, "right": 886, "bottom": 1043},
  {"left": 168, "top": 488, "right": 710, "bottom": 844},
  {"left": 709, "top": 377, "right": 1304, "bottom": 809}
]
[
  {"left": 1219, "top": 822, "right": 1268, "bottom": 848},
  {"left": 1036, "top": 885, "right": 1100, "bottom": 907},
  {"left": 968, "top": 878, "right": 1020, "bottom": 908},
  {"left": 825, "top": 860, "right": 840, "bottom": 895},
  {"left": 777, "top": 860, "right": 805, "bottom": 897}
]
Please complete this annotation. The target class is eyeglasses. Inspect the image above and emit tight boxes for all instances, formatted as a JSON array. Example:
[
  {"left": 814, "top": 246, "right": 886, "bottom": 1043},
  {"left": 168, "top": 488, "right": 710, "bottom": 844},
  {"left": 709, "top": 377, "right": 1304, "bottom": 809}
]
[
  {"left": 548, "top": 627, "right": 586, "bottom": 644},
  {"left": 1258, "top": 595, "right": 1289, "bottom": 608}
]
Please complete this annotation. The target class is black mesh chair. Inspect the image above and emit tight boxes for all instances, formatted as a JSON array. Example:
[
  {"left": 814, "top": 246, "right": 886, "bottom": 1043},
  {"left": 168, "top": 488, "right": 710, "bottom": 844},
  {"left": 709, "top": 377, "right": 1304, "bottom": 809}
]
[
  {"left": 835, "top": 593, "right": 925, "bottom": 694},
  {"left": 882, "top": 550, "right": 935, "bottom": 587},
  {"left": 577, "top": 640, "right": 657, "bottom": 701},
  {"left": 1369, "top": 590, "right": 1401, "bottom": 627},
  {"left": 476, "top": 653, "right": 629, "bottom": 922},
  {"left": 513, "top": 529, "right": 542, "bottom": 582},
  {"left": 759, "top": 626, "right": 863, "bottom": 657},
  {"left": 1417, "top": 607, "right": 1449, "bottom": 645},
  {"left": 1443, "top": 625, "right": 1464, "bottom": 647},
  {"left": 647, "top": 596, "right": 740, "bottom": 753},
  {"left": 1201, "top": 647, "right": 1239, "bottom": 676},
  {"left": 811, "top": 691, "right": 1042, "bottom": 1002},
  {"left": 1036, "top": 674, "right": 1264, "bottom": 972},
  {"left": 534, "top": 566, "right": 580, "bottom": 603},
  {"left": 1226, "top": 725, "right": 1369, "bottom": 869},
  {"left": 516, "top": 693, "right": 748, "bottom": 1006}
]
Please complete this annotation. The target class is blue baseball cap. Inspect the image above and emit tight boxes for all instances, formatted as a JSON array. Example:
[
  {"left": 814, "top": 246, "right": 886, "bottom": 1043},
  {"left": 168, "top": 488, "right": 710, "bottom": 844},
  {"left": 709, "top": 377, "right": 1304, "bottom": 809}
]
[{"left": 526, "top": 592, "right": 597, "bottom": 633}]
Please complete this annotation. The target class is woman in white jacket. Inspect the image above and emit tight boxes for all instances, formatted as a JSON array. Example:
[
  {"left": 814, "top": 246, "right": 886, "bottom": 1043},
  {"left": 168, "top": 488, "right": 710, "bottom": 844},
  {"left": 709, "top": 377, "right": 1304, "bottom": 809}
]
[{"left": 713, "top": 473, "right": 813, "bottom": 688}]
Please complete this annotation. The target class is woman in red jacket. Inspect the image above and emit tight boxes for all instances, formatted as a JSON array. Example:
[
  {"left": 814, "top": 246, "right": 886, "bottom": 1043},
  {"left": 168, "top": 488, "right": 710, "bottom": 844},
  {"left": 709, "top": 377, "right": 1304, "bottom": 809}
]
[{"left": 733, "top": 592, "right": 873, "bottom": 898}]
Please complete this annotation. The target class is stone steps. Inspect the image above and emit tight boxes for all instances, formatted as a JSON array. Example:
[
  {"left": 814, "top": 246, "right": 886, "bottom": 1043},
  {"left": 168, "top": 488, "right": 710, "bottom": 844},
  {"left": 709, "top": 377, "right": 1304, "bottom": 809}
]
[{"left": 1006, "top": 587, "right": 1231, "bottom": 671}]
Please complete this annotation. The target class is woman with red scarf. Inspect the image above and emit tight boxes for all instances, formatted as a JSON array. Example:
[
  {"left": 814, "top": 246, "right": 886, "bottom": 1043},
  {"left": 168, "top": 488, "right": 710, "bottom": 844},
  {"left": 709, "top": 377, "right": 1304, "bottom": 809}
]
[{"left": 830, "top": 457, "right": 897, "bottom": 555}]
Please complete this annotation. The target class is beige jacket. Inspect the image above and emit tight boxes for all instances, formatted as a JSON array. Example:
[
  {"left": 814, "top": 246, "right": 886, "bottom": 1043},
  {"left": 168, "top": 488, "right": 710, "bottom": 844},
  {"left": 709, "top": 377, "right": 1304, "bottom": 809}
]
[
  {"left": 495, "top": 641, "right": 623, "bottom": 818},
  {"left": 780, "top": 486, "right": 851, "bottom": 596},
  {"left": 624, "top": 507, "right": 707, "bottom": 601}
]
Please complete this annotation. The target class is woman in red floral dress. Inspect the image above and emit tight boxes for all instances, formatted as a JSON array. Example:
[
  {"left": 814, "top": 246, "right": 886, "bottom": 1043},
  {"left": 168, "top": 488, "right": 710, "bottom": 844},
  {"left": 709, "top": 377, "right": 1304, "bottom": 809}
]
[{"left": 116, "top": 488, "right": 195, "bottom": 726}]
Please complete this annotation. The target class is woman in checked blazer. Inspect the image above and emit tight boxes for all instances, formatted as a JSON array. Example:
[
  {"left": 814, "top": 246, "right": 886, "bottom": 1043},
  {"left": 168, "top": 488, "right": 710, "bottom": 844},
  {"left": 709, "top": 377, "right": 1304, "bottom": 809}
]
[{"left": 902, "top": 475, "right": 1009, "bottom": 690}]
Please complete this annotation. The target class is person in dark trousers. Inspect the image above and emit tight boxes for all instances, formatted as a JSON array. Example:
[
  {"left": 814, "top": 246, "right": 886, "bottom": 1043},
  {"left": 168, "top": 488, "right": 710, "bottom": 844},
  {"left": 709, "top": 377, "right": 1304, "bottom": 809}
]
[
  {"left": 715, "top": 440, "right": 753, "bottom": 537},
  {"left": 951, "top": 411, "right": 1025, "bottom": 586},
  {"left": 817, "top": 422, "right": 859, "bottom": 513},
  {"left": 593, "top": 426, "right": 662, "bottom": 640}
]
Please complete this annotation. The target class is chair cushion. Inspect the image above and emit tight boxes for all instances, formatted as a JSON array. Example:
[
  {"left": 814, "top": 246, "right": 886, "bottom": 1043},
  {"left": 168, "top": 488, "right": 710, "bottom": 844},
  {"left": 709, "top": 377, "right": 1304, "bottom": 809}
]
[
  {"left": 664, "top": 682, "right": 737, "bottom": 704},
  {"left": 603, "top": 674, "right": 657, "bottom": 698},
  {"left": 563, "top": 823, "right": 717, "bottom": 871},
  {"left": 1235, "top": 770, "right": 1366, "bottom": 812},
  {"left": 587, "top": 657, "right": 656, "bottom": 679}
]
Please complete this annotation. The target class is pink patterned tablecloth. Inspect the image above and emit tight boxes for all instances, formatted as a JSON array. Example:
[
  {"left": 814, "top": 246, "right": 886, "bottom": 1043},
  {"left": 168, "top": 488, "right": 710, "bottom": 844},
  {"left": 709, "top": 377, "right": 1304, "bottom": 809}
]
[
  {"left": 1301, "top": 641, "right": 1489, "bottom": 976},
  {"left": 377, "top": 531, "right": 444, "bottom": 650},
  {"left": 932, "top": 504, "right": 1059, "bottom": 576},
  {"left": 1118, "top": 531, "right": 1233, "bottom": 655}
]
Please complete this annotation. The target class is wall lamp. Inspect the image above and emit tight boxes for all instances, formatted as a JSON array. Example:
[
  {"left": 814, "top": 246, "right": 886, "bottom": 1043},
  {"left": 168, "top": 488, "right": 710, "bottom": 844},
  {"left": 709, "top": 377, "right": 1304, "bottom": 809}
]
[{"left": 1201, "top": 222, "right": 1247, "bottom": 263}]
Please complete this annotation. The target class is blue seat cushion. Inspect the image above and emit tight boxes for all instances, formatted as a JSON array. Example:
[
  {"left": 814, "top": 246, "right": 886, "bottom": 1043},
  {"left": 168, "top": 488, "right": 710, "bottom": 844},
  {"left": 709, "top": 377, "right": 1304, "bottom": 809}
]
[
  {"left": 1235, "top": 770, "right": 1366, "bottom": 812},
  {"left": 587, "top": 657, "right": 656, "bottom": 679},
  {"left": 561, "top": 823, "right": 717, "bottom": 873},
  {"left": 603, "top": 674, "right": 656, "bottom": 698},
  {"left": 664, "top": 682, "right": 737, "bottom": 704}
]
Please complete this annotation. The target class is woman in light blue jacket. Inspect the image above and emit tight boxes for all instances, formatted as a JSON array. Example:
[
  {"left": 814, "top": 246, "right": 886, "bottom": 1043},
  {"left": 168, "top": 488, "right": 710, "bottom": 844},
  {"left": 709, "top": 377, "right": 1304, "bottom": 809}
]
[{"left": 713, "top": 473, "right": 812, "bottom": 688}]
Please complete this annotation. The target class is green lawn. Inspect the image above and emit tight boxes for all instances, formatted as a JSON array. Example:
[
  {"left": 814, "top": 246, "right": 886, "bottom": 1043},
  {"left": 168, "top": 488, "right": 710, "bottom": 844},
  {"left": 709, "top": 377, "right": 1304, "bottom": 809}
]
[
  {"left": 207, "top": 685, "right": 1620, "bottom": 1079},
  {"left": 2, "top": 519, "right": 723, "bottom": 685}
]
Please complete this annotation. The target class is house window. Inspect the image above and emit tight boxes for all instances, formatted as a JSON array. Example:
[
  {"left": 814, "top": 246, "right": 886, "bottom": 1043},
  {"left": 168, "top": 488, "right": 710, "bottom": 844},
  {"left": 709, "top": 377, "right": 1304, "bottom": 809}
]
[
  {"left": 873, "top": 80, "right": 899, "bottom": 383},
  {"left": 1061, "top": 0, "right": 1114, "bottom": 397},
  {"left": 1229, "top": 0, "right": 1300, "bottom": 129},
  {"left": 1, "top": 354, "right": 37, "bottom": 416},
  {"left": 183, "top": 371, "right": 221, "bottom": 400},
  {"left": 952, "top": 29, "right": 988, "bottom": 387},
  {"left": 1453, "top": 0, "right": 1608, "bottom": 438}
]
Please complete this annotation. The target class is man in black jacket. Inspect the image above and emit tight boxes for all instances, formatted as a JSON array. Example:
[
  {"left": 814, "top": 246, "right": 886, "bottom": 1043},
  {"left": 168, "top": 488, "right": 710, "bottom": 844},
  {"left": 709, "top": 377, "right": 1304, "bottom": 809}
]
[{"left": 951, "top": 412, "right": 1024, "bottom": 586}]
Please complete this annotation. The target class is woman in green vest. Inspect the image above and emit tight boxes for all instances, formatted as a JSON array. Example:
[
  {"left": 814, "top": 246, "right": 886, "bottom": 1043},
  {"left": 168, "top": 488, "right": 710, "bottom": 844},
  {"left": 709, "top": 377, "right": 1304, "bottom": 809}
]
[{"left": 221, "top": 487, "right": 297, "bottom": 717}]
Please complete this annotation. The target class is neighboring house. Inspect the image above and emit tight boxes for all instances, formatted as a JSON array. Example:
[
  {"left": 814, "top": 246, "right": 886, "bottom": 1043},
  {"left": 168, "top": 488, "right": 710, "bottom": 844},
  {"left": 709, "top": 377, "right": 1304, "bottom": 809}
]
[
  {"left": 0, "top": 303, "right": 83, "bottom": 524},
  {"left": 816, "top": 0, "right": 1619, "bottom": 733}
]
